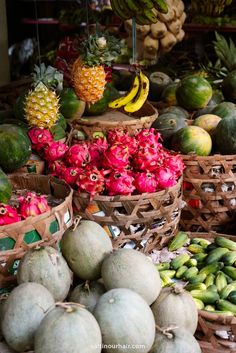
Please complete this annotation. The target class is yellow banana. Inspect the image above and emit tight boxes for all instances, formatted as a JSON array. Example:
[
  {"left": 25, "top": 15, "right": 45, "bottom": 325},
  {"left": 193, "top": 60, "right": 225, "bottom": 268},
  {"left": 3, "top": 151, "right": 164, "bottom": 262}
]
[
  {"left": 108, "top": 75, "right": 140, "bottom": 109},
  {"left": 124, "top": 71, "right": 150, "bottom": 113}
]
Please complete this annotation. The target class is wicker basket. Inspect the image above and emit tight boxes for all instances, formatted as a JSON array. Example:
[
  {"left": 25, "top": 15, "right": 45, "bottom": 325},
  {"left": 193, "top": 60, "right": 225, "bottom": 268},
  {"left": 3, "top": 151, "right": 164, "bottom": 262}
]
[
  {"left": 180, "top": 154, "right": 236, "bottom": 233},
  {"left": 73, "top": 176, "right": 183, "bottom": 254},
  {"left": 71, "top": 101, "right": 158, "bottom": 139},
  {"left": 0, "top": 174, "right": 73, "bottom": 288}
]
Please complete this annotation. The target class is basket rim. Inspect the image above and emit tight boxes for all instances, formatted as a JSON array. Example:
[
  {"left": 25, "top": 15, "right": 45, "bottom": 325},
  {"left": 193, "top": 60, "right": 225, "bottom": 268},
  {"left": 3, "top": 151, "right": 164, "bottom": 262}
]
[
  {"left": 182, "top": 153, "right": 236, "bottom": 161},
  {"left": 74, "top": 176, "right": 182, "bottom": 202}
]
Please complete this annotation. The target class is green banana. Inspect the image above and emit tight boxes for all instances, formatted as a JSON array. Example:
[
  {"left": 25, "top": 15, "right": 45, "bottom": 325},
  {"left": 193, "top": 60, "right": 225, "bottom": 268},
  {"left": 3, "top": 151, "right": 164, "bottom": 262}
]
[
  {"left": 122, "top": 0, "right": 142, "bottom": 14},
  {"left": 124, "top": 71, "right": 150, "bottom": 113},
  {"left": 152, "top": 0, "right": 168, "bottom": 14},
  {"left": 110, "top": 0, "right": 131, "bottom": 20},
  {"left": 109, "top": 75, "right": 140, "bottom": 109},
  {"left": 143, "top": 9, "right": 158, "bottom": 24},
  {"left": 137, "top": 0, "right": 154, "bottom": 9}
]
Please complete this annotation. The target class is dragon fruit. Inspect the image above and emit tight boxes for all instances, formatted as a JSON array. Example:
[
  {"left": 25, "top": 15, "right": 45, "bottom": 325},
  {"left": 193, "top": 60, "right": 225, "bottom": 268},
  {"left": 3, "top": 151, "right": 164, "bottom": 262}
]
[
  {"left": 48, "top": 159, "right": 67, "bottom": 177},
  {"left": 164, "top": 153, "right": 185, "bottom": 178},
  {"left": 103, "top": 144, "right": 130, "bottom": 170},
  {"left": 135, "top": 128, "right": 162, "bottom": 149},
  {"left": 0, "top": 204, "right": 21, "bottom": 225},
  {"left": 60, "top": 167, "right": 82, "bottom": 187},
  {"left": 133, "top": 146, "right": 159, "bottom": 172},
  {"left": 155, "top": 167, "right": 177, "bottom": 189},
  {"left": 88, "top": 137, "right": 108, "bottom": 168},
  {"left": 105, "top": 170, "right": 135, "bottom": 196},
  {"left": 76, "top": 166, "right": 105, "bottom": 197},
  {"left": 65, "top": 143, "right": 90, "bottom": 167},
  {"left": 134, "top": 172, "right": 158, "bottom": 194},
  {"left": 28, "top": 128, "right": 53, "bottom": 151},
  {"left": 107, "top": 130, "right": 137, "bottom": 154},
  {"left": 43, "top": 141, "right": 68, "bottom": 162},
  {"left": 18, "top": 192, "right": 50, "bottom": 219}
]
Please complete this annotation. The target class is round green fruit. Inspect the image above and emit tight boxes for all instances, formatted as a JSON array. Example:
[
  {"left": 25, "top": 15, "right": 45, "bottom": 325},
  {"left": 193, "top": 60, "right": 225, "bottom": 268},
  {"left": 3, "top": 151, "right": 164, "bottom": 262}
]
[
  {"left": 222, "top": 70, "right": 236, "bottom": 102},
  {"left": 161, "top": 82, "right": 178, "bottom": 106},
  {"left": 215, "top": 115, "right": 236, "bottom": 154},
  {"left": 59, "top": 88, "right": 85, "bottom": 121},
  {"left": 148, "top": 72, "right": 173, "bottom": 102},
  {"left": 171, "top": 125, "right": 212, "bottom": 156},
  {"left": 193, "top": 106, "right": 213, "bottom": 118},
  {"left": 0, "top": 168, "right": 12, "bottom": 203},
  {"left": 207, "top": 89, "right": 224, "bottom": 107},
  {"left": 193, "top": 114, "right": 221, "bottom": 135},
  {"left": 152, "top": 113, "right": 188, "bottom": 141},
  {"left": 211, "top": 102, "right": 236, "bottom": 119},
  {"left": 160, "top": 105, "right": 189, "bottom": 119},
  {"left": 0, "top": 124, "right": 31, "bottom": 172},
  {"left": 176, "top": 76, "right": 213, "bottom": 110}
]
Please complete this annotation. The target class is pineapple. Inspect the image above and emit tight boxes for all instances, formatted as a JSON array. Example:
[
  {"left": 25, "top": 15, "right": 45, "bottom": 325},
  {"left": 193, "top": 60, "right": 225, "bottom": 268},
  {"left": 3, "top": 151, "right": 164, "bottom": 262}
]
[
  {"left": 24, "top": 64, "right": 63, "bottom": 129},
  {"left": 72, "top": 34, "right": 122, "bottom": 104}
]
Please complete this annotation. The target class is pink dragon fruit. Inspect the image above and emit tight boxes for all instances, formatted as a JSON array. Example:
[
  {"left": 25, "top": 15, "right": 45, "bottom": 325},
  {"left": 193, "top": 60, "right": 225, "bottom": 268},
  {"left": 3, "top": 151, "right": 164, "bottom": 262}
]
[
  {"left": 155, "top": 166, "right": 177, "bottom": 189},
  {"left": 88, "top": 137, "right": 108, "bottom": 168},
  {"left": 107, "top": 130, "right": 137, "bottom": 154},
  {"left": 18, "top": 192, "right": 50, "bottom": 219},
  {"left": 28, "top": 128, "right": 53, "bottom": 151},
  {"left": 105, "top": 170, "right": 135, "bottom": 196},
  {"left": 134, "top": 172, "right": 158, "bottom": 194},
  {"left": 135, "top": 128, "right": 162, "bottom": 149},
  {"left": 76, "top": 166, "right": 105, "bottom": 197},
  {"left": 65, "top": 143, "right": 90, "bottom": 167},
  {"left": 133, "top": 146, "right": 159, "bottom": 172},
  {"left": 164, "top": 152, "right": 185, "bottom": 178},
  {"left": 43, "top": 141, "right": 68, "bottom": 162},
  {"left": 103, "top": 144, "right": 130, "bottom": 170},
  {"left": 48, "top": 159, "right": 67, "bottom": 177},
  {"left": 60, "top": 167, "right": 82, "bottom": 187},
  {"left": 0, "top": 204, "right": 21, "bottom": 225}
]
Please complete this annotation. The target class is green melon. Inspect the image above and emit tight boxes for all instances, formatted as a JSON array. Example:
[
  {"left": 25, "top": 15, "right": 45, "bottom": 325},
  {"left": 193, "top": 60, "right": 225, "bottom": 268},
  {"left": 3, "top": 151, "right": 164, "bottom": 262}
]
[
  {"left": 151, "top": 286, "right": 198, "bottom": 334},
  {"left": 222, "top": 70, "right": 236, "bottom": 102},
  {"left": 193, "top": 114, "right": 221, "bottom": 135},
  {"left": 148, "top": 72, "right": 173, "bottom": 102},
  {"left": 160, "top": 106, "right": 189, "bottom": 119},
  {"left": 211, "top": 102, "right": 236, "bottom": 119},
  {"left": 59, "top": 88, "right": 85, "bottom": 121},
  {"left": 94, "top": 288, "right": 156, "bottom": 353},
  {"left": 0, "top": 124, "right": 31, "bottom": 173},
  {"left": 61, "top": 220, "right": 113, "bottom": 280},
  {"left": 193, "top": 106, "right": 213, "bottom": 118},
  {"left": 176, "top": 76, "right": 213, "bottom": 110},
  {"left": 35, "top": 304, "right": 102, "bottom": 353},
  {"left": 152, "top": 113, "right": 188, "bottom": 141},
  {"left": 215, "top": 115, "right": 236, "bottom": 154},
  {"left": 161, "top": 82, "right": 178, "bottom": 106},
  {"left": 17, "top": 246, "right": 72, "bottom": 302},
  {"left": 101, "top": 248, "right": 161, "bottom": 305},
  {"left": 207, "top": 89, "right": 224, "bottom": 107},
  {"left": 171, "top": 125, "right": 212, "bottom": 156},
  {"left": 69, "top": 281, "right": 106, "bottom": 313},
  {"left": 0, "top": 168, "right": 12, "bottom": 203},
  {"left": 2, "top": 283, "right": 54, "bottom": 352}
]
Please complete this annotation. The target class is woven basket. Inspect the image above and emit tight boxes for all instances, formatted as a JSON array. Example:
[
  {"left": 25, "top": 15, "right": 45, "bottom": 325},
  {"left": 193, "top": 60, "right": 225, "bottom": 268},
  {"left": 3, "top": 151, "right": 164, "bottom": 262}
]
[
  {"left": 180, "top": 154, "right": 236, "bottom": 233},
  {"left": 73, "top": 176, "right": 183, "bottom": 254},
  {"left": 0, "top": 174, "right": 73, "bottom": 288},
  {"left": 71, "top": 101, "right": 158, "bottom": 139}
]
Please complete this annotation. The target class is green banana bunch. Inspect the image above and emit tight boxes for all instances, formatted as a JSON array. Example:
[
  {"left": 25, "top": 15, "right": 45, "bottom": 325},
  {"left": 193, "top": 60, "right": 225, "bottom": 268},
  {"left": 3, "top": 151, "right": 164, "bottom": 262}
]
[
  {"left": 191, "top": 0, "right": 232, "bottom": 16},
  {"left": 110, "top": 0, "right": 168, "bottom": 24}
]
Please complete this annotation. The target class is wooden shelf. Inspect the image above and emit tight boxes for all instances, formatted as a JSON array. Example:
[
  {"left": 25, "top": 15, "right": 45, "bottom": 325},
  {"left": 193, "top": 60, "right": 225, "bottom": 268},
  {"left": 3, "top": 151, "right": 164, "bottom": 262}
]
[
  {"left": 183, "top": 23, "right": 236, "bottom": 33},
  {"left": 21, "top": 18, "right": 59, "bottom": 25}
]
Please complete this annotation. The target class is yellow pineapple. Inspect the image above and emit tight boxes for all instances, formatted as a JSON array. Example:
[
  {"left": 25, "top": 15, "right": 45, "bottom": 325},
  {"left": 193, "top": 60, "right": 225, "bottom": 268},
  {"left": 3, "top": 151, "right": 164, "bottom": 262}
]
[
  {"left": 24, "top": 64, "right": 62, "bottom": 128},
  {"left": 72, "top": 34, "right": 122, "bottom": 104}
]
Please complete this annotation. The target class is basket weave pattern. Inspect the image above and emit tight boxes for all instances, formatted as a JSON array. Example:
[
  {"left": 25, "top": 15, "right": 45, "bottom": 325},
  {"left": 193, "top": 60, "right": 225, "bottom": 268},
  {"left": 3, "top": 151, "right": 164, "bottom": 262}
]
[
  {"left": 73, "top": 177, "right": 183, "bottom": 254},
  {"left": 0, "top": 174, "right": 73, "bottom": 288},
  {"left": 180, "top": 154, "right": 236, "bottom": 233}
]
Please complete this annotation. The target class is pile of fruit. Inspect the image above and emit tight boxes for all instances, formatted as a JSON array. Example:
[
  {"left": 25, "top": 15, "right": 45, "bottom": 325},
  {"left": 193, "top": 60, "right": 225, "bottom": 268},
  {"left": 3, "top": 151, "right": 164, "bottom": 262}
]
[
  {"left": 153, "top": 231, "right": 236, "bottom": 315},
  {"left": 28, "top": 127, "right": 184, "bottom": 197},
  {"left": 0, "top": 219, "right": 202, "bottom": 353},
  {"left": 191, "top": 0, "right": 232, "bottom": 17}
]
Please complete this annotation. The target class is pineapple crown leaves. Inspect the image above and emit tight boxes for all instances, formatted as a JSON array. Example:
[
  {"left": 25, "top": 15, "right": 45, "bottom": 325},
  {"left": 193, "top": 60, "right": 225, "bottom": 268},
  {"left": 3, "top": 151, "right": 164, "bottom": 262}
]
[
  {"left": 213, "top": 32, "right": 236, "bottom": 73},
  {"left": 80, "top": 33, "right": 123, "bottom": 67},
  {"left": 32, "top": 63, "right": 63, "bottom": 92}
]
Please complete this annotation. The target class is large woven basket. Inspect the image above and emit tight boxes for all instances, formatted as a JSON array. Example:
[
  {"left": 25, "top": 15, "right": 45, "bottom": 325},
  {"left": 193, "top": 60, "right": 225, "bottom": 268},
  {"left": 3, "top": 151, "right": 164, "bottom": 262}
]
[
  {"left": 180, "top": 154, "right": 236, "bottom": 233},
  {"left": 71, "top": 101, "right": 158, "bottom": 139},
  {"left": 73, "top": 176, "right": 183, "bottom": 254},
  {"left": 0, "top": 174, "right": 73, "bottom": 289}
]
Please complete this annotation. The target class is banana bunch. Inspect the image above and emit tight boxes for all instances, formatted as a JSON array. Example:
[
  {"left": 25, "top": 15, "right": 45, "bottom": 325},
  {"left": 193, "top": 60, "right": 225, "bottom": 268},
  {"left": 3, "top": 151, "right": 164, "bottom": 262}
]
[
  {"left": 110, "top": 0, "right": 168, "bottom": 25},
  {"left": 191, "top": 0, "right": 232, "bottom": 16},
  {"left": 108, "top": 71, "right": 150, "bottom": 113}
]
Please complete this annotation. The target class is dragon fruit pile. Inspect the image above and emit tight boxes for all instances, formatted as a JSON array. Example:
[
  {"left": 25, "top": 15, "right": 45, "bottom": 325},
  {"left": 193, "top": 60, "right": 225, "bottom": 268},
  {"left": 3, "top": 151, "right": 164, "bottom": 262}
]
[
  {"left": 0, "top": 192, "right": 50, "bottom": 226},
  {"left": 28, "top": 127, "right": 184, "bottom": 197}
]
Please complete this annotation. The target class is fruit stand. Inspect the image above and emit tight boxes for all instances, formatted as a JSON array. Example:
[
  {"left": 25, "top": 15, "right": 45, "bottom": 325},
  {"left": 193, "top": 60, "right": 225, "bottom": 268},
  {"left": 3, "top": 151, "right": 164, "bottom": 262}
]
[{"left": 1, "top": 0, "right": 236, "bottom": 352}]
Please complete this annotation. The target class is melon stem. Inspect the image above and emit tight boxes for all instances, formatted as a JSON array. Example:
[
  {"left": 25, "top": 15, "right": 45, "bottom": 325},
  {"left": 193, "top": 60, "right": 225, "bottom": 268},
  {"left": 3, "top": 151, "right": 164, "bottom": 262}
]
[{"left": 155, "top": 324, "right": 178, "bottom": 339}]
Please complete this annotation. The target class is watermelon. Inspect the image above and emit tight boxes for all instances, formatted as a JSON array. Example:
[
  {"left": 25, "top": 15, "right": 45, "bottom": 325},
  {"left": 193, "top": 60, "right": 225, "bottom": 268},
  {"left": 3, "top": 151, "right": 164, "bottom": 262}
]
[
  {"left": 193, "top": 106, "right": 213, "bottom": 119},
  {"left": 171, "top": 126, "right": 212, "bottom": 156},
  {"left": 160, "top": 106, "right": 189, "bottom": 119},
  {"left": 59, "top": 88, "right": 85, "bottom": 121},
  {"left": 176, "top": 76, "right": 213, "bottom": 110},
  {"left": 0, "top": 168, "right": 12, "bottom": 203},
  {"left": 215, "top": 116, "right": 236, "bottom": 154},
  {"left": 207, "top": 89, "right": 224, "bottom": 107},
  {"left": 193, "top": 114, "right": 221, "bottom": 135},
  {"left": 152, "top": 113, "right": 188, "bottom": 141},
  {"left": 222, "top": 70, "right": 236, "bottom": 102},
  {"left": 148, "top": 72, "right": 173, "bottom": 102},
  {"left": 161, "top": 83, "right": 178, "bottom": 106},
  {"left": 211, "top": 102, "right": 236, "bottom": 119},
  {"left": 0, "top": 124, "right": 32, "bottom": 173}
]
